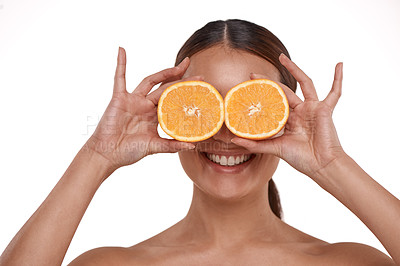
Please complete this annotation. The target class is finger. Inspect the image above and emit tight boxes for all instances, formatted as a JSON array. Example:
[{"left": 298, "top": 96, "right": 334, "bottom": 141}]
[
  {"left": 158, "top": 59, "right": 192, "bottom": 85},
  {"left": 323, "top": 62, "right": 343, "bottom": 111},
  {"left": 113, "top": 47, "right": 127, "bottom": 94},
  {"left": 148, "top": 138, "right": 195, "bottom": 154},
  {"left": 146, "top": 75, "right": 204, "bottom": 105},
  {"left": 279, "top": 53, "right": 319, "bottom": 101},
  {"left": 250, "top": 73, "right": 303, "bottom": 109},
  {"left": 133, "top": 57, "right": 190, "bottom": 96},
  {"left": 231, "top": 137, "right": 282, "bottom": 157}
]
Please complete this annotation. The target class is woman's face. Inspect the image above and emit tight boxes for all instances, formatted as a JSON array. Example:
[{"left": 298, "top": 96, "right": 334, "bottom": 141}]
[{"left": 179, "top": 45, "right": 281, "bottom": 200}]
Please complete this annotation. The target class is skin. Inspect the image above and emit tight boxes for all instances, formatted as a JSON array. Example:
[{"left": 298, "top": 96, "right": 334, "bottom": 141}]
[{"left": 0, "top": 46, "right": 399, "bottom": 265}]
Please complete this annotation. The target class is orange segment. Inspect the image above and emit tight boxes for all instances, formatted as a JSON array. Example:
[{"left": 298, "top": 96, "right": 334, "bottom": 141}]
[
  {"left": 158, "top": 81, "right": 224, "bottom": 142},
  {"left": 224, "top": 79, "right": 289, "bottom": 139}
]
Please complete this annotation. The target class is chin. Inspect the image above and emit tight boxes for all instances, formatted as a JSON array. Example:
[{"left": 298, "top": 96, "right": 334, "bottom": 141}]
[{"left": 194, "top": 180, "right": 257, "bottom": 202}]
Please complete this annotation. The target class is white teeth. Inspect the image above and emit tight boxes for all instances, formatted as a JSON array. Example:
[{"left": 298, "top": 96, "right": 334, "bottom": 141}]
[
  {"left": 227, "top": 156, "right": 235, "bottom": 166},
  {"left": 220, "top": 156, "right": 228, "bottom": 166},
  {"left": 235, "top": 156, "right": 240, "bottom": 164},
  {"left": 205, "top": 153, "right": 253, "bottom": 166}
]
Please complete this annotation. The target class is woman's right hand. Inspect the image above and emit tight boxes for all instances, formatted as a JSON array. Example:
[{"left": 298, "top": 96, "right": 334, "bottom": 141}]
[{"left": 86, "top": 47, "right": 197, "bottom": 172}]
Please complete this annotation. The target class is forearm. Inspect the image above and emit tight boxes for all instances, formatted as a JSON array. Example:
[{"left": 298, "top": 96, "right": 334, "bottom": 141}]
[
  {"left": 315, "top": 153, "right": 400, "bottom": 264},
  {"left": 0, "top": 146, "right": 114, "bottom": 266}
]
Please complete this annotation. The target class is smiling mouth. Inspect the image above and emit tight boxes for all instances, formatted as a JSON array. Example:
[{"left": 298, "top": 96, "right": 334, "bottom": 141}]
[{"left": 202, "top": 152, "right": 255, "bottom": 166}]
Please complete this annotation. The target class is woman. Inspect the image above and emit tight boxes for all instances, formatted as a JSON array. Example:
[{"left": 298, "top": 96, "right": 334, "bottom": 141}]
[{"left": 0, "top": 19, "right": 398, "bottom": 265}]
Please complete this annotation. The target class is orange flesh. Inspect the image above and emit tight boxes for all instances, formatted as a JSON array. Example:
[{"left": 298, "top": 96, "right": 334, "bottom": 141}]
[
  {"left": 160, "top": 84, "right": 223, "bottom": 140},
  {"left": 225, "top": 82, "right": 288, "bottom": 138}
]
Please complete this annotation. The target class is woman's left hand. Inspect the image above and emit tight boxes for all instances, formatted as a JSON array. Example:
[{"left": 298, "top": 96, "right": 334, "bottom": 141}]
[{"left": 232, "top": 53, "right": 346, "bottom": 180}]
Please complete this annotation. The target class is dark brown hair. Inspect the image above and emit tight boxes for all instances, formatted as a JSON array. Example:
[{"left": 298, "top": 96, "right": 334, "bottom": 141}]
[{"left": 175, "top": 19, "right": 297, "bottom": 219}]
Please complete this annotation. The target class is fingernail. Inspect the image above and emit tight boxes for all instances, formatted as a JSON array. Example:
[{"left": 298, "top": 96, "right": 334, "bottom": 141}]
[
  {"left": 185, "top": 143, "right": 196, "bottom": 149},
  {"left": 179, "top": 57, "right": 189, "bottom": 65},
  {"left": 280, "top": 53, "right": 289, "bottom": 61}
]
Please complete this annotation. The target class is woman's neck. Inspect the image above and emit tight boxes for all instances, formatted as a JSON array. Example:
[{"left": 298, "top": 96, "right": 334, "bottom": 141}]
[{"left": 181, "top": 183, "right": 282, "bottom": 247}]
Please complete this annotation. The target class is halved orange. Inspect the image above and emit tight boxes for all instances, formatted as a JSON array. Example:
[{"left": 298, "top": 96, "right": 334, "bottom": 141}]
[
  {"left": 157, "top": 81, "right": 224, "bottom": 142},
  {"left": 224, "top": 79, "right": 289, "bottom": 140}
]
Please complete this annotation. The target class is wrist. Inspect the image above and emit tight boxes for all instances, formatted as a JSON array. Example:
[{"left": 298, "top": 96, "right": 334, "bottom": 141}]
[
  {"left": 313, "top": 151, "right": 353, "bottom": 188},
  {"left": 79, "top": 140, "right": 118, "bottom": 182}
]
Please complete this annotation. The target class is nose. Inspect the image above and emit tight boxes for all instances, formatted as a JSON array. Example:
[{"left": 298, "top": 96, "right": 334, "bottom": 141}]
[{"left": 212, "top": 123, "right": 236, "bottom": 144}]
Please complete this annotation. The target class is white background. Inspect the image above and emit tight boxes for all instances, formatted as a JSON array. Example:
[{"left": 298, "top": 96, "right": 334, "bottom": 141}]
[{"left": 1, "top": 0, "right": 399, "bottom": 264}]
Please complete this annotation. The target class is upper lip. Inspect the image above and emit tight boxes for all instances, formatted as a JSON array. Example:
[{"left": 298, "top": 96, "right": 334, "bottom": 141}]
[
  {"left": 194, "top": 141, "right": 253, "bottom": 155},
  {"left": 198, "top": 150, "right": 254, "bottom": 156}
]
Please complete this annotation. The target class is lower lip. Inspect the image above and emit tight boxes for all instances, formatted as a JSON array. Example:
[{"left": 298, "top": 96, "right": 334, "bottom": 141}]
[{"left": 200, "top": 152, "right": 255, "bottom": 174}]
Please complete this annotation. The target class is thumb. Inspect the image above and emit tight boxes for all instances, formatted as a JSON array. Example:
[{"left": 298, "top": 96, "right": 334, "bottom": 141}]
[
  {"left": 148, "top": 139, "right": 195, "bottom": 154},
  {"left": 231, "top": 137, "right": 282, "bottom": 157}
]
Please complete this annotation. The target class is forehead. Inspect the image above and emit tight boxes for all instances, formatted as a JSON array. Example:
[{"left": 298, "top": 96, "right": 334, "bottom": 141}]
[{"left": 183, "top": 46, "right": 281, "bottom": 97}]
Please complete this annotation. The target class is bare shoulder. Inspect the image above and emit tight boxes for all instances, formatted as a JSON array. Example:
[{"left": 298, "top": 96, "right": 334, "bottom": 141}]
[
  {"left": 67, "top": 224, "right": 182, "bottom": 265},
  {"left": 67, "top": 242, "right": 170, "bottom": 266},
  {"left": 284, "top": 223, "right": 395, "bottom": 265},
  {"left": 319, "top": 242, "right": 395, "bottom": 266},
  {"left": 67, "top": 246, "right": 137, "bottom": 266}
]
